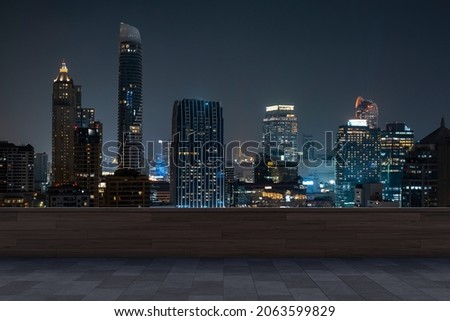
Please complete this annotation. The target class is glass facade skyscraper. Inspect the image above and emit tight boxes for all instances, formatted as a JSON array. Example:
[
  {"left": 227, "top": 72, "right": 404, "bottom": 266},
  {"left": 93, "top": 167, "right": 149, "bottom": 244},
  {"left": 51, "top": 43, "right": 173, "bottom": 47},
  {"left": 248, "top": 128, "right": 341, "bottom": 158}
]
[
  {"left": 170, "top": 99, "right": 225, "bottom": 208},
  {"left": 335, "top": 119, "right": 380, "bottom": 207},
  {"left": 117, "top": 22, "right": 144, "bottom": 172},
  {"left": 380, "top": 122, "right": 414, "bottom": 202},
  {"left": 262, "top": 105, "right": 298, "bottom": 162}
]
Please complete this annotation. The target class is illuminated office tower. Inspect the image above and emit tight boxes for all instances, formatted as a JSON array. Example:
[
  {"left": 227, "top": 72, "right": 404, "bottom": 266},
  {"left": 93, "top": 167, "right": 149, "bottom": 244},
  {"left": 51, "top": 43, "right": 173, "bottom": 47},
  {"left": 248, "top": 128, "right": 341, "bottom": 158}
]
[
  {"left": 52, "top": 62, "right": 81, "bottom": 184},
  {"left": 380, "top": 122, "right": 414, "bottom": 202},
  {"left": 170, "top": 99, "right": 225, "bottom": 208},
  {"left": 262, "top": 105, "right": 298, "bottom": 161},
  {"left": 51, "top": 62, "right": 103, "bottom": 206},
  {"left": 117, "top": 22, "right": 144, "bottom": 172},
  {"left": 335, "top": 119, "right": 380, "bottom": 207},
  {"left": 355, "top": 96, "right": 379, "bottom": 129}
]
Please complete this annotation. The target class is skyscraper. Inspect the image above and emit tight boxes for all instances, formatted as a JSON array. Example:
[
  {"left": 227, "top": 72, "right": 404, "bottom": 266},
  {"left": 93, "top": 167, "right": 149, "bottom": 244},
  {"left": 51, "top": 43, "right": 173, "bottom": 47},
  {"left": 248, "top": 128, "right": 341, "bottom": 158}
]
[
  {"left": 262, "top": 105, "right": 298, "bottom": 161},
  {"left": 52, "top": 62, "right": 81, "bottom": 184},
  {"left": 51, "top": 62, "right": 103, "bottom": 206},
  {"left": 117, "top": 22, "right": 144, "bottom": 172},
  {"left": 402, "top": 118, "right": 450, "bottom": 207},
  {"left": 171, "top": 99, "right": 225, "bottom": 208},
  {"left": 74, "top": 120, "right": 103, "bottom": 207},
  {"left": 355, "top": 96, "right": 379, "bottom": 129},
  {"left": 34, "top": 152, "right": 48, "bottom": 193},
  {"left": 335, "top": 119, "right": 380, "bottom": 207},
  {"left": 380, "top": 122, "right": 414, "bottom": 202}
]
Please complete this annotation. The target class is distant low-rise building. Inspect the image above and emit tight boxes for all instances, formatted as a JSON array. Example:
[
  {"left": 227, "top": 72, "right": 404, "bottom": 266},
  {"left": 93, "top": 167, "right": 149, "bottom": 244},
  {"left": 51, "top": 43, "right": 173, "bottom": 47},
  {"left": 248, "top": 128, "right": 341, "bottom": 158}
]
[
  {"left": 354, "top": 182, "right": 399, "bottom": 208},
  {"left": 234, "top": 182, "right": 306, "bottom": 207},
  {"left": 149, "top": 181, "right": 170, "bottom": 206},
  {"left": 105, "top": 169, "right": 151, "bottom": 207},
  {"left": 47, "top": 184, "right": 89, "bottom": 207}
]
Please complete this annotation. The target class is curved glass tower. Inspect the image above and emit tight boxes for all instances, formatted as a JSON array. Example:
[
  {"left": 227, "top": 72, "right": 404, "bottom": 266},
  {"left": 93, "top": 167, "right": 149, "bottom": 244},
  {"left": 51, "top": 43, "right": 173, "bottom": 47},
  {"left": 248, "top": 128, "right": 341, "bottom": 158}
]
[{"left": 117, "top": 22, "right": 144, "bottom": 172}]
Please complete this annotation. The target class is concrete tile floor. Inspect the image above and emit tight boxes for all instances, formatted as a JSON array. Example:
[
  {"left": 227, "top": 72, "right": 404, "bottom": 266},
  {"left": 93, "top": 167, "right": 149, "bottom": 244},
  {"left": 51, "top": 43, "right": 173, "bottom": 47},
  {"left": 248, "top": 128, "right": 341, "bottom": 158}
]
[{"left": 0, "top": 258, "right": 450, "bottom": 300}]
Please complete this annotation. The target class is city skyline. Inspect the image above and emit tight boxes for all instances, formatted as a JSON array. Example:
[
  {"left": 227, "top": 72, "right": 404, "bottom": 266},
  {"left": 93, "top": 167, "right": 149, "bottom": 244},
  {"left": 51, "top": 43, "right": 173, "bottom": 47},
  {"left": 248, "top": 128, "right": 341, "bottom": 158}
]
[{"left": 1, "top": 0, "right": 450, "bottom": 157}]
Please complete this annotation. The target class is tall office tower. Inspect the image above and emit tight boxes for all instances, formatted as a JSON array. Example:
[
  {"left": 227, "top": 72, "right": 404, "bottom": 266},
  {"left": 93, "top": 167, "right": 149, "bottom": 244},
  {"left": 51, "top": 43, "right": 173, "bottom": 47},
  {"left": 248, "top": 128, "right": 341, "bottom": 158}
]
[
  {"left": 52, "top": 62, "right": 81, "bottom": 184},
  {"left": 34, "top": 152, "right": 48, "bottom": 192},
  {"left": 0, "top": 142, "right": 34, "bottom": 193},
  {"left": 402, "top": 118, "right": 450, "bottom": 207},
  {"left": 51, "top": 61, "right": 103, "bottom": 206},
  {"left": 335, "top": 119, "right": 381, "bottom": 207},
  {"left": 380, "top": 122, "right": 414, "bottom": 202},
  {"left": 171, "top": 99, "right": 225, "bottom": 208},
  {"left": 262, "top": 105, "right": 298, "bottom": 162},
  {"left": 74, "top": 121, "right": 103, "bottom": 207},
  {"left": 355, "top": 96, "right": 379, "bottom": 129},
  {"left": 117, "top": 22, "right": 144, "bottom": 172}
]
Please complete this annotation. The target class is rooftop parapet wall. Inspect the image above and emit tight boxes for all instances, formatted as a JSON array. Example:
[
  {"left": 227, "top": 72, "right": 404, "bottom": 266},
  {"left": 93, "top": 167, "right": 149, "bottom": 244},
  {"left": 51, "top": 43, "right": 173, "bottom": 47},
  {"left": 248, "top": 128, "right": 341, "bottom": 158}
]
[{"left": 0, "top": 208, "right": 450, "bottom": 257}]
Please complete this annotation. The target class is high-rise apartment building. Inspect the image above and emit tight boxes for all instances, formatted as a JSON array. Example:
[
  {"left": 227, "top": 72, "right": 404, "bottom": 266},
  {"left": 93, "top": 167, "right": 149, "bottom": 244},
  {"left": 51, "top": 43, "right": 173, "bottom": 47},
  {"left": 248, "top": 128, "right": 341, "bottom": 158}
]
[
  {"left": 380, "top": 122, "right": 414, "bottom": 202},
  {"left": 170, "top": 99, "right": 225, "bottom": 208},
  {"left": 74, "top": 121, "right": 103, "bottom": 206},
  {"left": 0, "top": 141, "right": 34, "bottom": 193},
  {"left": 355, "top": 96, "right": 378, "bottom": 129},
  {"left": 402, "top": 118, "right": 450, "bottom": 207},
  {"left": 335, "top": 119, "right": 380, "bottom": 207},
  {"left": 52, "top": 62, "right": 81, "bottom": 184},
  {"left": 34, "top": 152, "right": 48, "bottom": 193},
  {"left": 262, "top": 105, "right": 298, "bottom": 161},
  {"left": 117, "top": 22, "right": 144, "bottom": 172}
]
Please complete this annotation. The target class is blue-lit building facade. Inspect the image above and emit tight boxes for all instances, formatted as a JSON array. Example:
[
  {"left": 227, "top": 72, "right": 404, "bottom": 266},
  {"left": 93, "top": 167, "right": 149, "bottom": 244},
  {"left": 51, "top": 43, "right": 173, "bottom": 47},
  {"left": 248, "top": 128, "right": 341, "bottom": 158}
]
[
  {"left": 171, "top": 99, "right": 225, "bottom": 208},
  {"left": 117, "top": 23, "right": 144, "bottom": 172},
  {"left": 380, "top": 122, "right": 414, "bottom": 202},
  {"left": 335, "top": 119, "right": 380, "bottom": 207}
]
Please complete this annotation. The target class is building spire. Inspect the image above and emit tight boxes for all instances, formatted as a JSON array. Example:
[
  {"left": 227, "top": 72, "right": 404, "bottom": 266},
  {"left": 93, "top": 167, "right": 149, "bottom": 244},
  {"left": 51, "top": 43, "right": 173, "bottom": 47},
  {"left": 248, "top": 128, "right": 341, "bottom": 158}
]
[
  {"left": 441, "top": 116, "right": 446, "bottom": 128},
  {"left": 59, "top": 60, "right": 68, "bottom": 73},
  {"left": 355, "top": 96, "right": 364, "bottom": 108},
  {"left": 54, "top": 60, "right": 72, "bottom": 83}
]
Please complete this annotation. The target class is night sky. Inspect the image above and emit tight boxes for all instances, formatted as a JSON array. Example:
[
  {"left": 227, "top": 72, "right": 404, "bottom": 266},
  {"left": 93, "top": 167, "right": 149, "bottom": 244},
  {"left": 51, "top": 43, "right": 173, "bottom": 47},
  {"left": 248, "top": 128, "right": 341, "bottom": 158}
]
[{"left": 1, "top": 0, "right": 450, "bottom": 157}]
